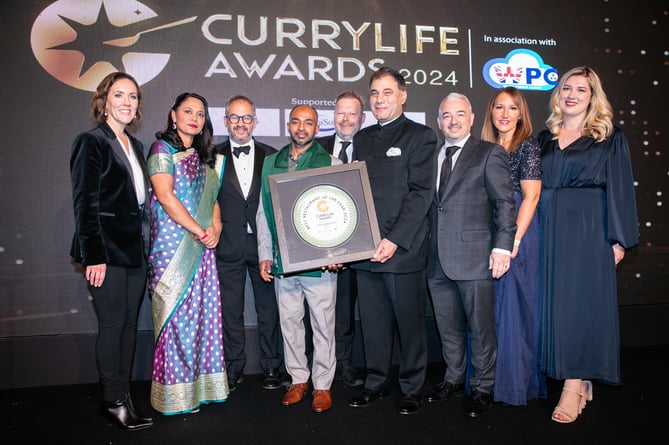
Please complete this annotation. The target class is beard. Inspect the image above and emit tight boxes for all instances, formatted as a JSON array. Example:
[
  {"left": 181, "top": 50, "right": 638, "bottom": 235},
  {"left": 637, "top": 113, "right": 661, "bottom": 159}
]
[{"left": 290, "top": 133, "right": 314, "bottom": 148}]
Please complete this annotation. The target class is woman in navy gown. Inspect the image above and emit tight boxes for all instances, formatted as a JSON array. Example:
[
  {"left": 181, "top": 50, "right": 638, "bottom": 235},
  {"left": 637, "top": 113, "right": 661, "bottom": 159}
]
[
  {"left": 538, "top": 66, "right": 638, "bottom": 423},
  {"left": 481, "top": 87, "right": 546, "bottom": 406}
]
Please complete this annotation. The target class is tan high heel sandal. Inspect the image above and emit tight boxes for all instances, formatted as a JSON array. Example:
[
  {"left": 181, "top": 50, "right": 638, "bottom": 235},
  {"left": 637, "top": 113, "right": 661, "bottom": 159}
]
[
  {"left": 551, "top": 384, "right": 583, "bottom": 423},
  {"left": 580, "top": 380, "right": 593, "bottom": 411}
]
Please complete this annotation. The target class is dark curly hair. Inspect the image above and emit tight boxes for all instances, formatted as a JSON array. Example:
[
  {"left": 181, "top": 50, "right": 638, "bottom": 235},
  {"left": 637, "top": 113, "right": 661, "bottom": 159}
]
[{"left": 155, "top": 92, "right": 216, "bottom": 168}]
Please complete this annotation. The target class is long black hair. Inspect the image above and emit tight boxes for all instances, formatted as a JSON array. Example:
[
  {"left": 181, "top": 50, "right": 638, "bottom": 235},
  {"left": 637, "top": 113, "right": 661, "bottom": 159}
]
[{"left": 156, "top": 92, "right": 216, "bottom": 167}]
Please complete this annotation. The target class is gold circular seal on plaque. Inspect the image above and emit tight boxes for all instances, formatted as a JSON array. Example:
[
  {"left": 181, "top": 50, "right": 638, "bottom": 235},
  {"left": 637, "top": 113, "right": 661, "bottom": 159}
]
[{"left": 292, "top": 185, "right": 358, "bottom": 248}]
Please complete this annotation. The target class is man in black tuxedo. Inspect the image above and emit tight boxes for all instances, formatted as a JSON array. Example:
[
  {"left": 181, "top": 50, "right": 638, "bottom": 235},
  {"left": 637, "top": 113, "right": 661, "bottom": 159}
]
[
  {"left": 425, "top": 93, "right": 516, "bottom": 418},
  {"left": 348, "top": 67, "right": 437, "bottom": 415},
  {"left": 214, "top": 95, "right": 282, "bottom": 391},
  {"left": 315, "top": 90, "right": 366, "bottom": 388}
]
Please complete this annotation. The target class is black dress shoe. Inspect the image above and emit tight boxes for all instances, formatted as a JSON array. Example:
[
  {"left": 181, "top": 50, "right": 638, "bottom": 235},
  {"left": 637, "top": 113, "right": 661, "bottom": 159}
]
[
  {"left": 337, "top": 366, "right": 364, "bottom": 387},
  {"left": 348, "top": 387, "right": 389, "bottom": 408},
  {"left": 125, "top": 393, "right": 153, "bottom": 422},
  {"left": 465, "top": 391, "right": 492, "bottom": 418},
  {"left": 424, "top": 381, "right": 465, "bottom": 403},
  {"left": 228, "top": 371, "right": 244, "bottom": 392},
  {"left": 103, "top": 400, "right": 153, "bottom": 430},
  {"left": 262, "top": 368, "right": 282, "bottom": 390},
  {"left": 398, "top": 394, "right": 422, "bottom": 415}
]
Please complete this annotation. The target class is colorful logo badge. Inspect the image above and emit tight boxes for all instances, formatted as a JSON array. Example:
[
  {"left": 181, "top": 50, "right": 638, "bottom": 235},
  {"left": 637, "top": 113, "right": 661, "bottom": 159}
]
[{"left": 482, "top": 49, "right": 558, "bottom": 91}]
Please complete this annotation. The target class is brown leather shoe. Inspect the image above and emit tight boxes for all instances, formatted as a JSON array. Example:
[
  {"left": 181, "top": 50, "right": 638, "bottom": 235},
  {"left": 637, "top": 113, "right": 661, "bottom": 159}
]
[
  {"left": 282, "top": 382, "right": 309, "bottom": 406},
  {"left": 312, "top": 389, "right": 333, "bottom": 413}
]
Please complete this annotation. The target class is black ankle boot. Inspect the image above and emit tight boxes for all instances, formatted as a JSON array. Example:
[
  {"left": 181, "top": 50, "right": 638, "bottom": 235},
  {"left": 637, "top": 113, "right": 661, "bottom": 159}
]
[
  {"left": 103, "top": 399, "right": 153, "bottom": 430},
  {"left": 125, "top": 393, "right": 153, "bottom": 423}
]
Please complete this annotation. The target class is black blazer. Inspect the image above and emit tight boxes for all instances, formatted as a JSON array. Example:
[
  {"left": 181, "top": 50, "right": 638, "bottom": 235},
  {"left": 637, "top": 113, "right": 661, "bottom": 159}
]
[
  {"left": 315, "top": 134, "right": 336, "bottom": 155},
  {"left": 428, "top": 136, "right": 516, "bottom": 281},
  {"left": 352, "top": 114, "right": 437, "bottom": 273},
  {"left": 214, "top": 138, "right": 276, "bottom": 263},
  {"left": 70, "top": 122, "right": 150, "bottom": 267}
]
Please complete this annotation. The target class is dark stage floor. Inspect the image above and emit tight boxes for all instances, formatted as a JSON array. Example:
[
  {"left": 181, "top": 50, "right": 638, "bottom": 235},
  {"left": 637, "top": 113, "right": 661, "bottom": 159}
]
[{"left": 3, "top": 346, "right": 668, "bottom": 444}]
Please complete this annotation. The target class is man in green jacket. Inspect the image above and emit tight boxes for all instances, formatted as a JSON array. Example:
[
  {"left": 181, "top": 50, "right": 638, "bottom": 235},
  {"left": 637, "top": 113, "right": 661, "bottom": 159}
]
[{"left": 256, "top": 105, "right": 341, "bottom": 413}]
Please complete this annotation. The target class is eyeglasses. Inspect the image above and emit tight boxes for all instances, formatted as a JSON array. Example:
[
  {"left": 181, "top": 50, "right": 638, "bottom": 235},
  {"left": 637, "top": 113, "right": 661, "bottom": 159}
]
[{"left": 226, "top": 114, "right": 255, "bottom": 124}]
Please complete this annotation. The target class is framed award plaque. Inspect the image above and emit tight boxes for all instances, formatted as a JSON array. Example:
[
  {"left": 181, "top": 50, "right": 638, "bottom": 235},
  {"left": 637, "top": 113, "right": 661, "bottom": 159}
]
[{"left": 268, "top": 162, "right": 381, "bottom": 273}]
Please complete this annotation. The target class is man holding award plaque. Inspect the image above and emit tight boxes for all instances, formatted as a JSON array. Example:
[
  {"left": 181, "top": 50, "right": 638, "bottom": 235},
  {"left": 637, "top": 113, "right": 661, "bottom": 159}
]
[{"left": 256, "top": 105, "right": 342, "bottom": 413}]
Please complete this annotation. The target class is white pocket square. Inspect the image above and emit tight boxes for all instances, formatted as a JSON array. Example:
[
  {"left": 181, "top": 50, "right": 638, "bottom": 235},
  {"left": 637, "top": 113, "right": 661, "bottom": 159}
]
[{"left": 386, "top": 147, "right": 402, "bottom": 157}]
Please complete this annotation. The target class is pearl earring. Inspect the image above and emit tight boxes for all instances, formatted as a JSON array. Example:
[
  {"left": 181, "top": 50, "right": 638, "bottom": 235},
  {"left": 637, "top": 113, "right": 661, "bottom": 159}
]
[{"left": 172, "top": 122, "right": 176, "bottom": 130}]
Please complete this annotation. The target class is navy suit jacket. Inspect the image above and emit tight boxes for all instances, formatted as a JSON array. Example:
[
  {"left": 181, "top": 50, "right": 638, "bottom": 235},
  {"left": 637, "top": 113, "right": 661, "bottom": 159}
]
[
  {"left": 214, "top": 138, "right": 276, "bottom": 263},
  {"left": 70, "top": 122, "right": 150, "bottom": 267},
  {"left": 428, "top": 136, "right": 516, "bottom": 281}
]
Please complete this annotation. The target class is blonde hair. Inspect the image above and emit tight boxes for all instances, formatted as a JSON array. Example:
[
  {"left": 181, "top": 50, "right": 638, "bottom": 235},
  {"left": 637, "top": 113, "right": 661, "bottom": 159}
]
[
  {"left": 546, "top": 66, "right": 613, "bottom": 142},
  {"left": 481, "top": 87, "right": 533, "bottom": 152}
]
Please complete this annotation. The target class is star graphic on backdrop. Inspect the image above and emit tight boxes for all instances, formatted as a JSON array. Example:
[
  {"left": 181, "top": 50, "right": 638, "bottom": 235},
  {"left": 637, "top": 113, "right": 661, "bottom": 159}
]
[{"left": 48, "top": 3, "right": 146, "bottom": 77}]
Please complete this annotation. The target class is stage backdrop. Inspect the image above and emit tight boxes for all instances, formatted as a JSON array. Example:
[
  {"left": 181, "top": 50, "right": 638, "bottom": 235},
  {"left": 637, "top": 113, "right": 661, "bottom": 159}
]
[{"left": 1, "top": 0, "right": 667, "bottom": 386}]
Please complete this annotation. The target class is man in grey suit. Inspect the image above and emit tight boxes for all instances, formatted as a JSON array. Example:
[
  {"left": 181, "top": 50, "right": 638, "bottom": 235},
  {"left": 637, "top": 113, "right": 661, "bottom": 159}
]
[
  {"left": 425, "top": 93, "right": 516, "bottom": 418},
  {"left": 315, "top": 90, "right": 366, "bottom": 388},
  {"left": 214, "top": 95, "right": 282, "bottom": 391}
]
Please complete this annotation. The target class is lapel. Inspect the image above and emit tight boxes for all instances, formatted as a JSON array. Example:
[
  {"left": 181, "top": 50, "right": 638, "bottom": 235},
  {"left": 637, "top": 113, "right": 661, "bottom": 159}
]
[
  {"left": 320, "top": 135, "right": 335, "bottom": 155},
  {"left": 220, "top": 140, "right": 245, "bottom": 199},
  {"left": 249, "top": 141, "right": 265, "bottom": 199},
  {"left": 129, "top": 134, "right": 150, "bottom": 199},
  {"left": 102, "top": 123, "right": 136, "bottom": 189}
]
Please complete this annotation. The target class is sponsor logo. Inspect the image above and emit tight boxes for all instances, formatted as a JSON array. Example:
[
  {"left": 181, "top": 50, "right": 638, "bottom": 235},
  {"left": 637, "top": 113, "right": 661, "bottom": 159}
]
[
  {"left": 482, "top": 49, "right": 558, "bottom": 91},
  {"left": 30, "top": 0, "right": 196, "bottom": 91}
]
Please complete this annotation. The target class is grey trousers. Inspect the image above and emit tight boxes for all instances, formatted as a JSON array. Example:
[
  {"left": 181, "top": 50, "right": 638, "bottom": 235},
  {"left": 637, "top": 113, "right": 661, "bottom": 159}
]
[{"left": 275, "top": 272, "right": 337, "bottom": 390}]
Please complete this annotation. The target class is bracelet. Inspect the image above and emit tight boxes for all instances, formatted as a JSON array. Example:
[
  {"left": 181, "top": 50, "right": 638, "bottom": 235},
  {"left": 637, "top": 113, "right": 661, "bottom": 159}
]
[{"left": 513, "top": 239, "right": 521, "bottom": 247}]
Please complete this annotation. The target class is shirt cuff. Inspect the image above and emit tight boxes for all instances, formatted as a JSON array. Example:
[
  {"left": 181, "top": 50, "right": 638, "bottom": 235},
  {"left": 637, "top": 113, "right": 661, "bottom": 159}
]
[{"left": 491, "top": 248, "right": 511, "bottom": 256}]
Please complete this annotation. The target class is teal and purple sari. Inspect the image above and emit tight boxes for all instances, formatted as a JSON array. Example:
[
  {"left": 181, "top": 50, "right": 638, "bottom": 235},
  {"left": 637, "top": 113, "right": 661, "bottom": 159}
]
[{"left": 147, "top": 140, "right": 228, "bottom": 414}]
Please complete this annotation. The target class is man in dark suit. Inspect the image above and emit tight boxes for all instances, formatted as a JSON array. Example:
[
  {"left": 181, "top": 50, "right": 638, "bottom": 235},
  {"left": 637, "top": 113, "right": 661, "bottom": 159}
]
[
  {"left": 425, "top": 93, "right": 516, "bottom": 418},
  {"left": 348, "top": 67, "right": 437, "bottom": 415},
  {"left": 315, "top": 90, "right": 366, "bottom": 388},
  {"left": 214, "top": 95, "right": 282, "bottom": 391}
]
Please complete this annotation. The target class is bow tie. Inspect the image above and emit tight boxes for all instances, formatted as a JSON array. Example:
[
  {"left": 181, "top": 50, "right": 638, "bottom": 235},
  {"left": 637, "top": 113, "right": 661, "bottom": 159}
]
[{"left": 233, "top": 145, "right": 250, "bottom": 157}]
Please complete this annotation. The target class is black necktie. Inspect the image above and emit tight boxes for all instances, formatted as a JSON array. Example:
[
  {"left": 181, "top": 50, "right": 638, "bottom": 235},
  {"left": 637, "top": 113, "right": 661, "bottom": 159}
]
[
  {"left": 233, "top": 145, "right": 250, "bottom": 158},
  {"left": 438, "top": 145, "right": 460, "bottom": 200},
  {"left": 338, "top": 141, "right": 351, "bottom": 163}
]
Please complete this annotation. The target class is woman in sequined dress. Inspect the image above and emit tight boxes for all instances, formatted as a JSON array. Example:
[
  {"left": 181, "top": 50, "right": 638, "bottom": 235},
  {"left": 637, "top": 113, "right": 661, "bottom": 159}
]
[{"left": 481, "top": 87, "right": 546, "bottom": 406}]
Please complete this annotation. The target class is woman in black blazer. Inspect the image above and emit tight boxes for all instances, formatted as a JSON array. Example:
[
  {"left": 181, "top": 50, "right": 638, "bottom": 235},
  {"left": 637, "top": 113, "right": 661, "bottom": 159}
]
[{"left": 70, "top": 72, "right": 152, "bottom": 430}]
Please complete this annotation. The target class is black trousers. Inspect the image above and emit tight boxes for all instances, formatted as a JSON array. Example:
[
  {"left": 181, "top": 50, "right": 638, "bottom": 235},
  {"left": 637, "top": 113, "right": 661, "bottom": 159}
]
[
  {"left": 356, "top": 270, "right": 427, "bottom": 396},
  {"left": 335, "top": 267, "right": 358, "bottom": 369},
  {"left": 89, "top": 261, "right": 146, "bottom": 402},
  {"left": 216, "top": 235, "right": 282, "bottom": 375}
]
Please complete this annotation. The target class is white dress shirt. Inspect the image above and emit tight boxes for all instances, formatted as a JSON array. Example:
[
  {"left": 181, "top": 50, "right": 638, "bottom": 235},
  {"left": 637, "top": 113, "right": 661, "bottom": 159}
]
[
  {"left": 118, "top": 136, "right": 145, "bottom": 205},
  {"left": 231, "top": 140, "right": 255, "bottom": 199}
]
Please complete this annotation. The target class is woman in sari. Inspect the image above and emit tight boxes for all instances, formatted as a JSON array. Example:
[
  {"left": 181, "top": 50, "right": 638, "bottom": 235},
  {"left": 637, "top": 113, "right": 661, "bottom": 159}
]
[{"left": 148, "top": 92, "right": 229, "bottom": 414}]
